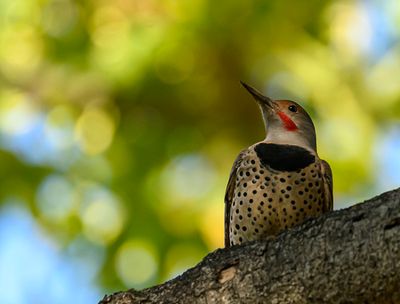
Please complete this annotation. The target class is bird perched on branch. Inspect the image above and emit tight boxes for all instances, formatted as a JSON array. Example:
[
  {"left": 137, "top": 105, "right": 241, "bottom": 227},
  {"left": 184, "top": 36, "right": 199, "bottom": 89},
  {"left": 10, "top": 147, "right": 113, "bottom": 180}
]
[{"left": 225, "top": 82, "right": 333, "bottom": 247}]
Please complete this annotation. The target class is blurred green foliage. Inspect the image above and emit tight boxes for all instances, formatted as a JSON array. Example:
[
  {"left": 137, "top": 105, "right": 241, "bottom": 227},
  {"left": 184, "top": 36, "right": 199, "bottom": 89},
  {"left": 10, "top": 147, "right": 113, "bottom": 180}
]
[{"left": 0, "top": 0, "right": 400, "bottom": 294}]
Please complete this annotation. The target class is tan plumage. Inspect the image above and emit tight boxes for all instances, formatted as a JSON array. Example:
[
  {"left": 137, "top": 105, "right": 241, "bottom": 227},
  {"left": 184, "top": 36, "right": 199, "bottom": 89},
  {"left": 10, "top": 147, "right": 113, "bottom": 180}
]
[{"left": 224, "top": 83, "right": 333, "bottom": 247}]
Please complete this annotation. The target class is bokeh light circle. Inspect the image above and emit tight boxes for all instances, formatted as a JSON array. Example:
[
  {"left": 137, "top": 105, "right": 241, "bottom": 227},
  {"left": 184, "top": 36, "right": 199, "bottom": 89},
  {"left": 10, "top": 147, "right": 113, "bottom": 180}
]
[
  {"left": 115, "top": 239, "right": 158, "bottom": 287},
  {"left": 75, "top": 107, "right": 115, "bottom": 155},
  {"left": 80, "top": 185, "right": 124, "bottom": 245},
  {"left": 36, "top": 174, "right": 76, "bottom": 221}
]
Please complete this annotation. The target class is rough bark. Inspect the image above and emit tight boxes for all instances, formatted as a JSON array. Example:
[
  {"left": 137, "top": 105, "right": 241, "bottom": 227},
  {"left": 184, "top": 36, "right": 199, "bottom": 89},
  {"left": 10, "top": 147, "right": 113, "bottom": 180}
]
[{"left": 100, "top": 188, "right": 400, "bottom": 304}]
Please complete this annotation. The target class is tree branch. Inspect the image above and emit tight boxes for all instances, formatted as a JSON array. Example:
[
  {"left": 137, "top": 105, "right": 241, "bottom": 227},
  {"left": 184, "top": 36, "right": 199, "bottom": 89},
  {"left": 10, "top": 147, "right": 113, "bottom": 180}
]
[{"left": 100, "top": 188, "right": 400, "bottom": 304}]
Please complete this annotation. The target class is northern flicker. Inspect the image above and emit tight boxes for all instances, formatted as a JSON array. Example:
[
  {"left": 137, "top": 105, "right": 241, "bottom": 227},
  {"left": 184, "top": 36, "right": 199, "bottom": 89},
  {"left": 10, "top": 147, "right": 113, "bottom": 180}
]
[{"left": 224, "top": 82, "right": 333, "bottom": 247}]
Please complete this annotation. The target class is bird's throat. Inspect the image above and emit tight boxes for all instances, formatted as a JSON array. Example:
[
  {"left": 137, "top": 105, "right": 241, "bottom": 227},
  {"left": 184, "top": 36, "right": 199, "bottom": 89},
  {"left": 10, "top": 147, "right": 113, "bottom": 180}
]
[{"left": 277, "top": 111, "right": 297, "bottom": 131}]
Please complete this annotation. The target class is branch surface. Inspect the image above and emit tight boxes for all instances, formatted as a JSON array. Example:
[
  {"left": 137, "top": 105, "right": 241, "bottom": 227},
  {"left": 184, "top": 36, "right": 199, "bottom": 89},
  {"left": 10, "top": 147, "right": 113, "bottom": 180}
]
[{"left": 100, "top": 188, "right": 400, "bottom": 304}]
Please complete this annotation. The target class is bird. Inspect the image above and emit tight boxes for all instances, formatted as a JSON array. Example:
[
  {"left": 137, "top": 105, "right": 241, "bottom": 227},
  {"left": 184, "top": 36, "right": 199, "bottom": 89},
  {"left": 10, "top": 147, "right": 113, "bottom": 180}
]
[{"left": 224, "top": 82, "right": 333, "bottom": 247}]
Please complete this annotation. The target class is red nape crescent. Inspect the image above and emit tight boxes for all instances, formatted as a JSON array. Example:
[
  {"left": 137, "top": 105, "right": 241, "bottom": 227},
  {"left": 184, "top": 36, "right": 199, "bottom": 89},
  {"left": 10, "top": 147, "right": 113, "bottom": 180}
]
[{"left": 277, "top": 111, "right": 298, "bottom": 131}]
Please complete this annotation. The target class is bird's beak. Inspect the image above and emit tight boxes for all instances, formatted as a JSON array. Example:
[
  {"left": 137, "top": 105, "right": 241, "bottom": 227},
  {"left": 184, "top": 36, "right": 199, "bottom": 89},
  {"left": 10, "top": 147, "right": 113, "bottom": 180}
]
[{"left": 240, "top": 81, "right": 275, "bottom": 110}]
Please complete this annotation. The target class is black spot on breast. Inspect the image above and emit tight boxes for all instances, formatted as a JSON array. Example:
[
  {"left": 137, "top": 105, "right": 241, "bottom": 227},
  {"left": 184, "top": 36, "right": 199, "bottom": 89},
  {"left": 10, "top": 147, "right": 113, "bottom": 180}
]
[{"left": 254, "top": 143, "right": 315, "bottom": 171}]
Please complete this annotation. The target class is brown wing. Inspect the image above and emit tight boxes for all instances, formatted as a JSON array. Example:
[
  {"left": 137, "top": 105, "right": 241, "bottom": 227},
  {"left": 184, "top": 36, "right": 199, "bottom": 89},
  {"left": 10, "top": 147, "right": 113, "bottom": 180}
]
[
  {"left": 320, "top": 159, "right": 333, "bottom": 212},
  {"left": 224, "top": 150, "right": 247, "bottom": 248}
]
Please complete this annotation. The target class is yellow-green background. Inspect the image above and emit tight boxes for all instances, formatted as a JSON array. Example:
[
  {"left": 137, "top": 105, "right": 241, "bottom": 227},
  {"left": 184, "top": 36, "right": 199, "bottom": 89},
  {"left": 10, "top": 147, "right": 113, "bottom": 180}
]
[{"left": 1, "top": 0, "right": 400, "bottom": 303}]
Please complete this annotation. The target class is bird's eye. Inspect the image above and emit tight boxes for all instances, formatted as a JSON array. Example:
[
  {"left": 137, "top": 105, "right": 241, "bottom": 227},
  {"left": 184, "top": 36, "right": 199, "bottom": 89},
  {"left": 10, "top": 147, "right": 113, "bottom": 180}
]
[{"left": 288, "top": 105, "right": 297, "bottom": 113}]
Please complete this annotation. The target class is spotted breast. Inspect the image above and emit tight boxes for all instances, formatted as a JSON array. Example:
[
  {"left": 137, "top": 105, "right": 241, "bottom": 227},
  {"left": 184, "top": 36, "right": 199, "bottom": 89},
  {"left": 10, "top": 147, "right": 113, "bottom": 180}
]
[{"left": 225, "top": 143, "right": 332, "bottom": 247}]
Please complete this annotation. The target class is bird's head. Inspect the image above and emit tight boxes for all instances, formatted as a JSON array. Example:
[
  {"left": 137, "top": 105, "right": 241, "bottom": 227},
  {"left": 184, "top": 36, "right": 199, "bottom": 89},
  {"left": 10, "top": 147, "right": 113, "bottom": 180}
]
[{"left": 241, "top": 81, "right": 317, "bottom": 153}]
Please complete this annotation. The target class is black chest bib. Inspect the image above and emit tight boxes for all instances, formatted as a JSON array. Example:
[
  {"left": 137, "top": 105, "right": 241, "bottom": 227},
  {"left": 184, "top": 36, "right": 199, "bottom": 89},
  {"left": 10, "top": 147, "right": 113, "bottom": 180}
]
[{"left": 254, "top": 143, "right": 315, "bottom": 172}]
